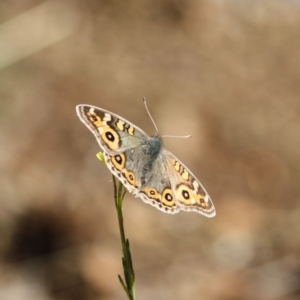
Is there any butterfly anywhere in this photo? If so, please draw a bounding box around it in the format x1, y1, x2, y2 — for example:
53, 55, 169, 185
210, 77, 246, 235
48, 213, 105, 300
76, 101, 215, 217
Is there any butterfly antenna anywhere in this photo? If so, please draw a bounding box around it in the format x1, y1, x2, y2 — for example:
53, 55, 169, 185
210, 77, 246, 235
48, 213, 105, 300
143, 97, 159, 134
162, 134, 192, 138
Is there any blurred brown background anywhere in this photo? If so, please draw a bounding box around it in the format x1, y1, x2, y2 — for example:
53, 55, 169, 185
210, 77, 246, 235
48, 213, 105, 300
1, 0, 300, 299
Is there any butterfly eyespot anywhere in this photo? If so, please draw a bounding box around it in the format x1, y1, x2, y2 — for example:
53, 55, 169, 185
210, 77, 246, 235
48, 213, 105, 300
182, 190, 190, 200
105, 132, 115, 141
161, 188, 174, 207
110, 154, 125, 171
101, 128, 120, 150
175, 184, 194, 205
91, 115, 98, 122
122, 169, 139, 188
115, 155, 122, 163
165, 193, 173, 202
142, 188, 161, 201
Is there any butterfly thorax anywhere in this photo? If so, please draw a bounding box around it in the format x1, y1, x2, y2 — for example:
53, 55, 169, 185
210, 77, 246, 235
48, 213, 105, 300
140, 135, 162, 185
143, 135, 162, 155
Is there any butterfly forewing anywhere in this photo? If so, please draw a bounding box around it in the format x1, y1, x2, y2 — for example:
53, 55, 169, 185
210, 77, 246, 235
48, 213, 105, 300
76, 105, 147, 153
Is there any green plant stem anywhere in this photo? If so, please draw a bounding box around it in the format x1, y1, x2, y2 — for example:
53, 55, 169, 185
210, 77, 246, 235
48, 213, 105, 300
112, 175, 136, 300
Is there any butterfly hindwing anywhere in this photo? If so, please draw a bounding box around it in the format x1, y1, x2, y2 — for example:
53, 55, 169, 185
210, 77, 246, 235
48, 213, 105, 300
104, 150, 180, 214
136, 154, 180, 214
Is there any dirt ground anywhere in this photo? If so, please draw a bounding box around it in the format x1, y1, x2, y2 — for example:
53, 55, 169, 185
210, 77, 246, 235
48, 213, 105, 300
0, 1, 300, 299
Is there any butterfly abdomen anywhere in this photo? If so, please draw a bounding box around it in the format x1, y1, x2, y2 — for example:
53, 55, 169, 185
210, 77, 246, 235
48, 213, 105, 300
140, 136, 162, 185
